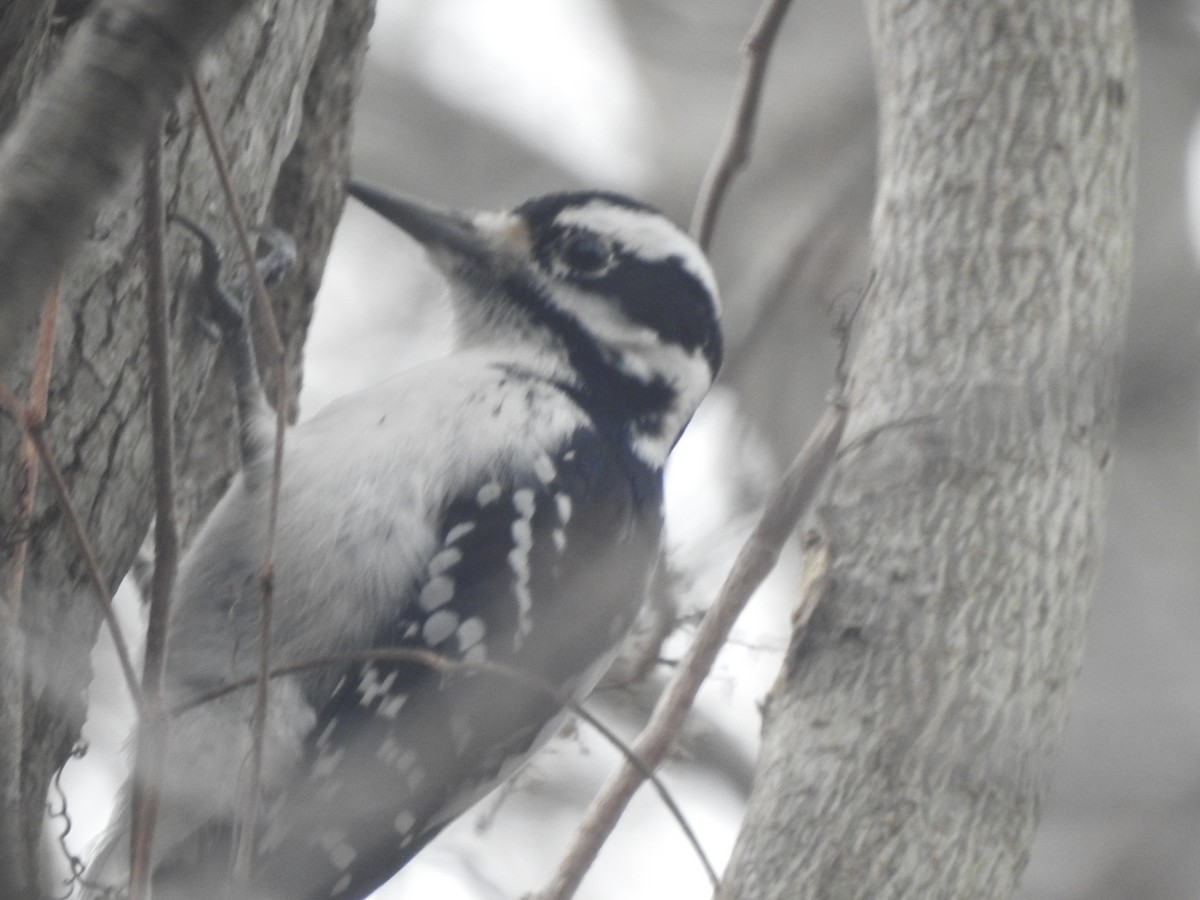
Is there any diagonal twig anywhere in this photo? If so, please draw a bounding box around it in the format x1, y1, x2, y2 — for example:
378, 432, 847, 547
128, 127, 180, 900
0, 279, 60, 900
5, 278, 61, 613
690, 0, 795, 250
0, 386, 144, 710
536, 401, 846, 900
188, 71, 291, 886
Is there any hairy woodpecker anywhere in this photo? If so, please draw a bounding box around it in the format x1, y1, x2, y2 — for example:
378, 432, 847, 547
83, 184, 722, 900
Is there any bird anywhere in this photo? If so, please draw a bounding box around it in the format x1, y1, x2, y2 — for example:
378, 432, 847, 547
82, 183, 722, 900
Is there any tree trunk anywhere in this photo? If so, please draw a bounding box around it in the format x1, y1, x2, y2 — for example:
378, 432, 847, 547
0, 0, 373, 892
719, 2, 1135, 898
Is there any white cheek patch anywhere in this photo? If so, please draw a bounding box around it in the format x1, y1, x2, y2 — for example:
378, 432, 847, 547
550, 284, 661, 379
550, 283, 713, 466
553, 202, 720, 305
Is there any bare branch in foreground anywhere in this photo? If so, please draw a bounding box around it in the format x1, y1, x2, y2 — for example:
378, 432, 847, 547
128, 128, 179, 900
4, 279, 60, 613
690, 0, 795, 250
0, 281, 60, 900
0, 386, 143, 710
190, 74, 293, 882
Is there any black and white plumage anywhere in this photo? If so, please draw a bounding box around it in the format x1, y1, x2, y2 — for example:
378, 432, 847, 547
84, 185, 722, 900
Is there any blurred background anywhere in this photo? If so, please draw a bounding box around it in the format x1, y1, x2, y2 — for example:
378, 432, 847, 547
62, 0, 1200, 897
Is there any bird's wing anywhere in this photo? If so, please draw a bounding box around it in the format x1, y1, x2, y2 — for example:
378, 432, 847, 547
236, 423, 663, 900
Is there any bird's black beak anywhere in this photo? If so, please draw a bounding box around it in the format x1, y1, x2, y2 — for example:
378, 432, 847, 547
347, 181, 495, 265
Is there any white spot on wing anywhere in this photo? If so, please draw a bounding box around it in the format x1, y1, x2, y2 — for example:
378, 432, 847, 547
377, 735, 404, 767
378, 691, 407, 719
508, 488, 537, 645
513, 488, 536, 517
534, 453, 556, 483
428, 546, 462, 576
357, 666, 398, 707
378, 741, 418, 773
328, 841, 356, 871
318, 831, 343, 852
332, 874, 352, 896
555, 493, 572, 524
423, 608, 459, 646
418, 575, 455, 611
445, 521, 475, 544
477, 482, 502, 505
456, 616, 486, 651
464, 644, 487, 664
394, 809, 417, 835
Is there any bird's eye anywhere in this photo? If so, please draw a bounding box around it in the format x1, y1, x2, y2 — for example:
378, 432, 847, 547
554, 229, 615, 277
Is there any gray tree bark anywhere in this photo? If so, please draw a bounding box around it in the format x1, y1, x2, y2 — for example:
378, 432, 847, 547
719, 2, 1135, 898
0, 1, 373, 894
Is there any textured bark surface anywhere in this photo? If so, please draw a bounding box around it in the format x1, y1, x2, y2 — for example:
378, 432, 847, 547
0, 0, 373, 891
719, 3, 1135, 899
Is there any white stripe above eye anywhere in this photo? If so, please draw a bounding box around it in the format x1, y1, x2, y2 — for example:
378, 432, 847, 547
554, 202, 720, 304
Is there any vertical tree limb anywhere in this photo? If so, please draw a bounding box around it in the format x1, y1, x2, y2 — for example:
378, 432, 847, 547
719, 3, 1136, 897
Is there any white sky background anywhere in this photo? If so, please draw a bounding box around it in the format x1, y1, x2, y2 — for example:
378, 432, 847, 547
59, 2, 798, 898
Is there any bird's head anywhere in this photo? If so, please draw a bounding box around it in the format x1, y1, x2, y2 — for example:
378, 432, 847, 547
348, 183, 722, 464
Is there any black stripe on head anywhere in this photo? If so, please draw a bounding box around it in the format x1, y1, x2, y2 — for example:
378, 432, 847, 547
498, 271, 676, 437
594, 254, 723, 376
515, 191, 723, 377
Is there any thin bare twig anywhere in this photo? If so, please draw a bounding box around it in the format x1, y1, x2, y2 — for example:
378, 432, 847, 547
5, 278, 61, 613
537, 401, 847, 900
690, 0, 795, 250
188, 71, 287, 368
166, 645, 718, 885
128, 129, 180, 900
722, 140, 873, 382
0, 280, 58, 900
0, 387, 144, 710
188, 71, 291, 885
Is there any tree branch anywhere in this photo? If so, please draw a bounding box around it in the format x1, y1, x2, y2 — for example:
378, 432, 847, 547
0, 0, 253, 368
690, 0, 794, 250
719, 4, 1137, 896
